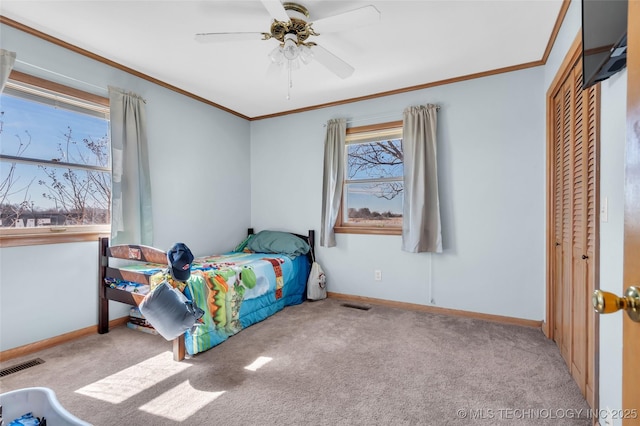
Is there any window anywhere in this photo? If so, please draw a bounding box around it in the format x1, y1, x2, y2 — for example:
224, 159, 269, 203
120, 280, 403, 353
335, 121, 403, 235
0, 72, 110, 246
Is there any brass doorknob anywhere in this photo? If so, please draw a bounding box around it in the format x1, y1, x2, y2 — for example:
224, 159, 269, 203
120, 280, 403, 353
592, 286, 640, 322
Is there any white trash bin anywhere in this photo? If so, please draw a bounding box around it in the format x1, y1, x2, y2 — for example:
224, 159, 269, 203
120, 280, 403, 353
0, 387, 91, 426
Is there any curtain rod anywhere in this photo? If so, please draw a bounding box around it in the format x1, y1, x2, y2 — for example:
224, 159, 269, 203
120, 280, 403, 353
346, 112, 402, 126
15, 59, 108, 93
323, 105, 441, 128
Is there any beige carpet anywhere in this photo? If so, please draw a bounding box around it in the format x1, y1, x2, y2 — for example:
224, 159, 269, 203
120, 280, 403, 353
0, 298, 590, 425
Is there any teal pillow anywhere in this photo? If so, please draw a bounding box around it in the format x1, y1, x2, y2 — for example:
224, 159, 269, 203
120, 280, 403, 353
246, 230, 310, 257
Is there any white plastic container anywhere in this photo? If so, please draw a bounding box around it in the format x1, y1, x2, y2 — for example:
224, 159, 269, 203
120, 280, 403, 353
0, 387, 91, 426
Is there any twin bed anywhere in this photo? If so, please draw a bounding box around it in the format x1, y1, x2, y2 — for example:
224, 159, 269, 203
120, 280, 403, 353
98, 229, 315, 361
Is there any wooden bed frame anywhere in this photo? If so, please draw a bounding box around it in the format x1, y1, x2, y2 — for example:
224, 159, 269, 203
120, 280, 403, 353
98, 228, 315, 361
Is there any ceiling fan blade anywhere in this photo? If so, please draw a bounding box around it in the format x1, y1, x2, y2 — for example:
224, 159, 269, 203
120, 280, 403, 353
311, 45, 355, 79
195, 32, 264, 43
261, 0, 289, 22
311, 5, 381, 33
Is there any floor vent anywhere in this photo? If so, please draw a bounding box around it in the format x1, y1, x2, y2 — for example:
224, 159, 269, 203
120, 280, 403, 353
0, 358, 45, 378
341, 303, 371, 311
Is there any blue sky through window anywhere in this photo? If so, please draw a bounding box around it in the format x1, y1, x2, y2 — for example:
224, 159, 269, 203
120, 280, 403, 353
1, 94, 109, 162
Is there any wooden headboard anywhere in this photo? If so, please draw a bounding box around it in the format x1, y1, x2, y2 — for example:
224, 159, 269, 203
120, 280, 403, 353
98, 240, 167, 326
97, 240, 179, 357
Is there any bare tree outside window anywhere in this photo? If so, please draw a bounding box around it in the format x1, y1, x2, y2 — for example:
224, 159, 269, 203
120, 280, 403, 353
0, 123, 36, 227
344, 127, 403, 228
0, 82, 111, 230
37, 127, 111, 225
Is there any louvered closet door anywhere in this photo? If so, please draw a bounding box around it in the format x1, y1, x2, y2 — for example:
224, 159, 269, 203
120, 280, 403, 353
560, 77, 574, 366
552, 94, 564, 354
549, 54, 599, 408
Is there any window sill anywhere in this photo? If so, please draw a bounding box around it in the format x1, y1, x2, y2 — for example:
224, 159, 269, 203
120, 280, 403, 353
0, 227, 110, 247
334, 226, 402, 236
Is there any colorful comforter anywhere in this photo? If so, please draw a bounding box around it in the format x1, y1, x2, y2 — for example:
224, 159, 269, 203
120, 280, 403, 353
185, 252, 309, 355
109, 251, 310, 356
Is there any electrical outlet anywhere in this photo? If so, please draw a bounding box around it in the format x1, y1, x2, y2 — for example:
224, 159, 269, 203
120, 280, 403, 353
374, 270, 382, 281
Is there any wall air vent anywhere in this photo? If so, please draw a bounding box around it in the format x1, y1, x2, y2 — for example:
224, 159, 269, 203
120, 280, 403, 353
0, 358, 45, 378
341, 303, 371, 311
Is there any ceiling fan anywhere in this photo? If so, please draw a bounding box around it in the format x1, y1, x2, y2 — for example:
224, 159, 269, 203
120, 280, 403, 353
195, 0, 381, 80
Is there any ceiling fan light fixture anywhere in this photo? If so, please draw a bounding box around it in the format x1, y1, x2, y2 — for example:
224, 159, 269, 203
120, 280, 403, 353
269, 46, 285, 65
299, 45, 314, 65
282, 34, 299, 60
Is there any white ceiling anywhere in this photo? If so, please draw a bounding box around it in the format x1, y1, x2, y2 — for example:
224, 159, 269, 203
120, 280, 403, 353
0, 0, 564, 119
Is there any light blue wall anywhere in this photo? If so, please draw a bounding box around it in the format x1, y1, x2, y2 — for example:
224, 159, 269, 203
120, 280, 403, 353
542, 0, 626, 420
0, 24, 252, 351
250, 66, 547, 321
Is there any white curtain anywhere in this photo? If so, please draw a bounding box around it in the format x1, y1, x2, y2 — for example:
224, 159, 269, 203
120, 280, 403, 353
402, 105, 442, 253
0, 49, 16, 93
320, 118, 347, 247
109, 86, 153, 246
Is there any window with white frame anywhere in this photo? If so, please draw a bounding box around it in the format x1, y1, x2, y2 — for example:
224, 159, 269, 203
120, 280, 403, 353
336, 121, 403, 235
0, 73, 110, 244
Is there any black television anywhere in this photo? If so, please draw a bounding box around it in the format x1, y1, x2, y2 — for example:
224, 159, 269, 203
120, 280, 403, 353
581, 0, 628, 89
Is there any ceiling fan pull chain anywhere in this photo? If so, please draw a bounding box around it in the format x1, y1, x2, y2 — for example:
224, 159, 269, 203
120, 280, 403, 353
287, 61, 293, 100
